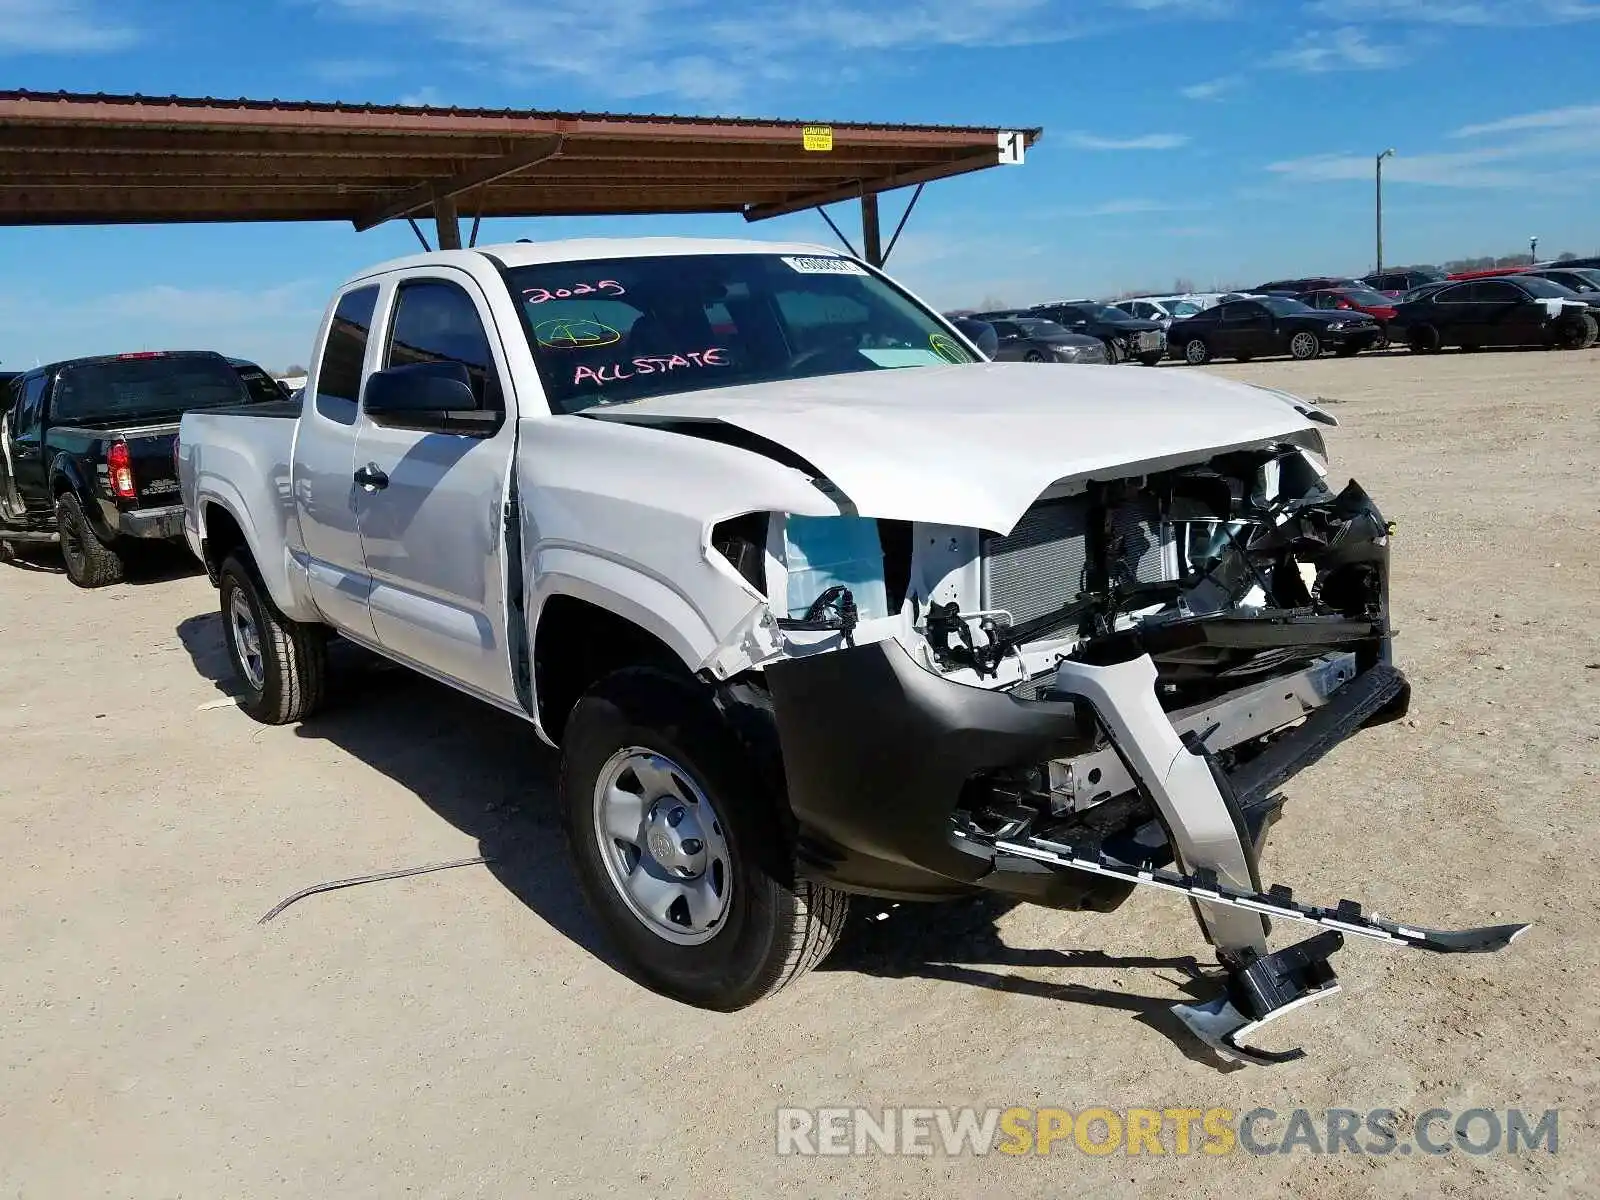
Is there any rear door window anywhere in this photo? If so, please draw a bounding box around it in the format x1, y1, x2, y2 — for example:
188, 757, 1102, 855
14, 374, 46, 438
315, 285, 379, 425
1475, 280, 1521, 303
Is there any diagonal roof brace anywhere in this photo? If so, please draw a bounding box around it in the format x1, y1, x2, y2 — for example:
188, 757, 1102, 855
354, 134, 565, 231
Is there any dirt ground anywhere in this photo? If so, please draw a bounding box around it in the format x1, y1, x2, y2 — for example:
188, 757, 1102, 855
3, 348, 1597, 1198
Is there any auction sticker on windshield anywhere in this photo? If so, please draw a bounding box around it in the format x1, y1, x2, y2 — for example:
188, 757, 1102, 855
782, 256, 867, 276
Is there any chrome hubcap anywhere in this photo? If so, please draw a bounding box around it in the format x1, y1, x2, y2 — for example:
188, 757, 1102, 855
1291, 332, 1316, 358
593, 748, 731, 945
229, 589, 265, 691
1185, 340, 1205, 363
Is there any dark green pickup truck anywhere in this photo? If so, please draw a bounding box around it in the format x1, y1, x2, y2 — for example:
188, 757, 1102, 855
0, 351, 283, 587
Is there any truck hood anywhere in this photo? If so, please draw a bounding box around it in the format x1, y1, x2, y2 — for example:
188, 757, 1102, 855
583, 362, 1326, 535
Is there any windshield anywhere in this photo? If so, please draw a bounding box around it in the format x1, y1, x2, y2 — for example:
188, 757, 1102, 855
1016, 318, 1072, 338
505, 253, 978, 414
1087, 304, 1136, 322
1563, 268, 1600, 290
1260, 296, 1313, 316
52, 354, 248, 423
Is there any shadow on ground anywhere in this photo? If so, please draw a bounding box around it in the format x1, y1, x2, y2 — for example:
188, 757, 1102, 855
2, 539, 203, 584
174, 626, 1243, 1069
823, 895, 1242, 1071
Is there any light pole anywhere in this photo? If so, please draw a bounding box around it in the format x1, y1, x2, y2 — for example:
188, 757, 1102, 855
1375, 148, 1395, 275
1530, 235, 1539, 263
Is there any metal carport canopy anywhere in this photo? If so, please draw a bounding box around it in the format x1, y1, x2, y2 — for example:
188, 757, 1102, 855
0, 90, 1039, 263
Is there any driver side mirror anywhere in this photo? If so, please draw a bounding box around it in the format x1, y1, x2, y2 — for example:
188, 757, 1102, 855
363, 361, 494, 434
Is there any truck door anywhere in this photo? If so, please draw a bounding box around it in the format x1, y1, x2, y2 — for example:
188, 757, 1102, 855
295, 285, 382, 641
353, 272, 519, 705
7, 374, 50, 512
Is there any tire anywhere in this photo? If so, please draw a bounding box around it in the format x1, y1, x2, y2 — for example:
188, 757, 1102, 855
1101, 338, 1124, 365
1557, 314, 1598, 350
560, 668, 848, 1011
55, 492, 124, 588
1234, 354, 1253, 363
1407, 325, 1441, 354
218, 553, 327, 724
1373, 330, 1390, 352
1289, 330, 1322, 360
1183, 337, 1211, 365
1137, 352, 1164, 367
1022, 348, 1047, 363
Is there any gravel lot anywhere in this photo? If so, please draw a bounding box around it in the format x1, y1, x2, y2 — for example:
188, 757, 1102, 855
3, 348, 1596, 1198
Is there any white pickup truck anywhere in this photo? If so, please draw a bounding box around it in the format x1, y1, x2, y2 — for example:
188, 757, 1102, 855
178, 237, 1522, 1064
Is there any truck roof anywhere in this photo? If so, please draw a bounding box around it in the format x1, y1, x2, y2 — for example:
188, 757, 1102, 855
343, 236, 851, 286
25, 349, 232, 377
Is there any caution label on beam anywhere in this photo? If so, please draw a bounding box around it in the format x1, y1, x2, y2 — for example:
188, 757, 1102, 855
802, 125, 834, 152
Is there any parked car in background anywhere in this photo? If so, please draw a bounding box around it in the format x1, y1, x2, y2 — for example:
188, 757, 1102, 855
1553, 255, 1600, 271
1362, 268, 1448, 297
1016, 300, 1166, 364
1518, 266, 1600, 297
1, 370, 19, 401
1111, 296, 1204, 328
1252, 276, 1364, 295
1294, 286, 1400, 349
0, 350, 276, 586
1168, 295, 1382, 364
944, 315, 1000, 357
986, 316, 1108, 363
1389, 276, 1598, 353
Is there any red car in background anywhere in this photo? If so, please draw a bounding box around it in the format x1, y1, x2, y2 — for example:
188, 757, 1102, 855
1295, 286, 1400, 348
1446, 266, 1530, 280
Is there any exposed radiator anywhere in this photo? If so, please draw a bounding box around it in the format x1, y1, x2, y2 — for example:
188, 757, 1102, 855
982, 496, 1173, 625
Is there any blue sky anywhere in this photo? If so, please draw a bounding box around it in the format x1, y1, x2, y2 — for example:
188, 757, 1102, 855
2, 0, 1598, 371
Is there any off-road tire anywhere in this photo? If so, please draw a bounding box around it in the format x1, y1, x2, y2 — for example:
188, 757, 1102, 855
561, 667, 848, 1011
218, 553, 327, 724
56, 492, 125, 588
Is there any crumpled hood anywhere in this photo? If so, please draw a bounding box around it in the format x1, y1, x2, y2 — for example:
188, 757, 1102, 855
585, 362, 1324, 534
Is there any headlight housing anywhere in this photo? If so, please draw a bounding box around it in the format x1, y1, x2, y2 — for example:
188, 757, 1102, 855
1052, 343, 1107, 364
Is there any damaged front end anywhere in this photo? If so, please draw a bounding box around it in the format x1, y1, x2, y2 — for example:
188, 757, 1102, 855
721, 441, 1525, 1063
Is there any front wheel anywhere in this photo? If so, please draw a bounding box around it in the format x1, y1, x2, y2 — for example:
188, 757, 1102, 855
1101, 338, 1124, 365
1289, 330, 1322, 360
561, 668, 848, 1011
1407, 325, 1441, 354
1183, 337, 1211, 365
56, 492, 125, 588
1022, 348, 1047, 363
1556, 314, 1598, 350
218, 554, 327, 724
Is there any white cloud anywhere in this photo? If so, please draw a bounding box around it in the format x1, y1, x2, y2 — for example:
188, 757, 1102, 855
1452, 105, 1600, 139
1063, 131, 1190, 150
1057, 197, 1193, 215
1180, 75, 1242, 100
1308, 0, 1600, 24
1267, 26, 1406, 72
320, 0, 1227, 103
1267, 149, 1527, 189
0, 0, 135, 52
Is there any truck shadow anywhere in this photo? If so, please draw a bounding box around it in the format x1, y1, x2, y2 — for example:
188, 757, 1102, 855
172, 626, 1241, 1068
285, 658, 612, 964
821, 897, 1245, 1072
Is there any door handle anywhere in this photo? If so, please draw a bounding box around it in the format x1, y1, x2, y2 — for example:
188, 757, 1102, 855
353, 464, 389, 491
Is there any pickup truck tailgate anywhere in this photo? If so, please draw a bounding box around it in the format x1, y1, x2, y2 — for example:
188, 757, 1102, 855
118, 424, 182, 507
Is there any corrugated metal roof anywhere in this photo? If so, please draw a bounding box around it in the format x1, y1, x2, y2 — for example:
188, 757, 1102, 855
0, 89, 1041, 229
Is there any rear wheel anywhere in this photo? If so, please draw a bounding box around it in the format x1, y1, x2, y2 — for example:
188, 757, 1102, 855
1289, 331, 1322, 360
1022, 348, 1047, 363
1183, 338, 1211, 365
1408, 325, 1441, 354
561, 668, 848, 1011
1557, 314, 1598, 350
218, 553, 327, 724
56, 492, 124, 588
